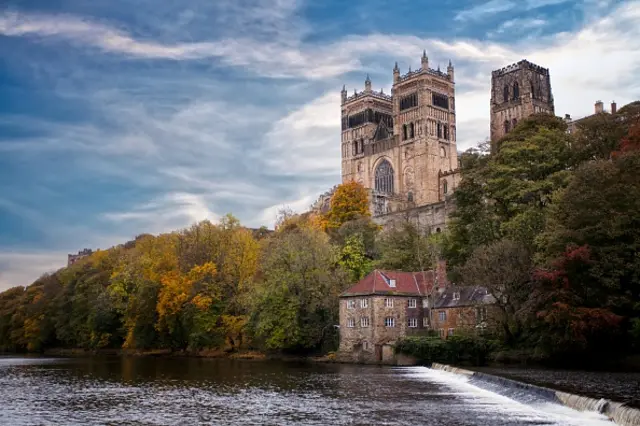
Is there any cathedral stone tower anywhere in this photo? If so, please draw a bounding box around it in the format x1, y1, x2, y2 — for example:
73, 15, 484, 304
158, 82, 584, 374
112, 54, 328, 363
341, 52, 458, 217
490, 60, 555, 150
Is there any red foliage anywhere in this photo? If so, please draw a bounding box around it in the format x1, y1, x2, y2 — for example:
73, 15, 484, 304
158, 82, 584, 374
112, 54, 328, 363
537, 302, 623, 345
612, 122, 640, 158
533, 245, 591, 290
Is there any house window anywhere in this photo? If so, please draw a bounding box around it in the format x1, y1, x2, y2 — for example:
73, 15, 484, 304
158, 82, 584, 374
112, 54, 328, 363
408, 299, 417, 308
385, 298, 394, 308
347, 318, 355, 328
453, 292, 460, 301
438, 311, 446, 322
408, 318, 418, 328
423, 317, 430, 327
347, 300, 356, 309
360, 298, 368, 308
423, 298, 429, 308
439, 328, 445, 338
389, 279, 396, 288
385, 317, 395, 327
448, 328, 455, 337
363, 341, 369, 350
361, 316, 370, 327
476, 307, 487, 323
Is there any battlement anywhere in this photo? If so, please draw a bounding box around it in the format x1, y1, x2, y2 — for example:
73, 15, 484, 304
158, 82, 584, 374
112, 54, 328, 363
398, 66, 450, 83
344, 89, 393, 105
492, 59, 549, 77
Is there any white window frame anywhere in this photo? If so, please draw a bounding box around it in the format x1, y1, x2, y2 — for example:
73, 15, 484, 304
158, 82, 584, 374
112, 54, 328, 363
448, 328, 454, 337
347, 318, 355, 328
423, 298, 429, 308
408, 299, 417, 308
408, 318, 418, 328
385, 298, 393, 308
453, 292, 461, 301
360, 298, 369, 308
423, 317, 429, 327
362, 341, 369, 350
438, 311, 446, 322
360, 316, 370, 327
347, 299, 356, 309
384, 317, 395, 327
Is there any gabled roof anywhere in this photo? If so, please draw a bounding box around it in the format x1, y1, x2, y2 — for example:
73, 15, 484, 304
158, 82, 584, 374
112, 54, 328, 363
434, 286, 496, 309
340, 270, 436, 297
373, 120, 393, 141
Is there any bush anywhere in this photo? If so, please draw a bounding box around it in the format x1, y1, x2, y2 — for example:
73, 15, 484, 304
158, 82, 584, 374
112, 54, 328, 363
395, 335, 500, 366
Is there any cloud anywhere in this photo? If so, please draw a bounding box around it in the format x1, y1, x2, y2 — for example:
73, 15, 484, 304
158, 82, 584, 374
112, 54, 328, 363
493, 17, 548, 34
0, 11, 357, 80
454, 0, 573, 21
0, 252, 66, 291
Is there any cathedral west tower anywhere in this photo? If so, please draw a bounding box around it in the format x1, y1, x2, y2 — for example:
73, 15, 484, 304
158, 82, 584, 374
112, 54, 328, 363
341, 52, 458, 217
490, 60, 555, 151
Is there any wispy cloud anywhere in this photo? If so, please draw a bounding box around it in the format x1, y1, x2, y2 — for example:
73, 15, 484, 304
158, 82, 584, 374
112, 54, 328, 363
455, 0, 574, 21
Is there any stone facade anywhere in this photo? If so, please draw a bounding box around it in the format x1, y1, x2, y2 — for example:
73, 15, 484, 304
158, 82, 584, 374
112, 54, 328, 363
339, 294, 429, 363
490, 60, 555, 151
340, 52, 460, 222
431, 287, 500, 339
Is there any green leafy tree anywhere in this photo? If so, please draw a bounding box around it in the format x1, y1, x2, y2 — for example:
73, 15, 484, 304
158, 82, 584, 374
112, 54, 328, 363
375, 220, 438, 272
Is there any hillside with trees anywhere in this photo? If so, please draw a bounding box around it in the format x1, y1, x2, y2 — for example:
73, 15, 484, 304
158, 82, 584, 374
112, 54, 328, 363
1, 102, 639, 365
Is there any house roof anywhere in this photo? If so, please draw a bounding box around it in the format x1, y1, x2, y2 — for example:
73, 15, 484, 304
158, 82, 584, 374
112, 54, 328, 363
434, 286, 496, 309
340, 270, 437, 297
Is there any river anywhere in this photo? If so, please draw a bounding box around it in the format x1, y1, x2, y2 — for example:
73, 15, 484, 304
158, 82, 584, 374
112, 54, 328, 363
0, 356, 617, 425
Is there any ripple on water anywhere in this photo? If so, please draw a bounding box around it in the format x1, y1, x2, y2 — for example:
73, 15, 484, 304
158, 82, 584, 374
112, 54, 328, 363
0, 358, 620, 425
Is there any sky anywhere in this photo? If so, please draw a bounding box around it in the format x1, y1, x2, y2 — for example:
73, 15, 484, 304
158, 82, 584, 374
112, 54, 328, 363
0, 0, 639, 290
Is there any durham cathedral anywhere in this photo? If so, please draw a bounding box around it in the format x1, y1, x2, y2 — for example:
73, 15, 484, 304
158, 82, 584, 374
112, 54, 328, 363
316, 54, 557, 232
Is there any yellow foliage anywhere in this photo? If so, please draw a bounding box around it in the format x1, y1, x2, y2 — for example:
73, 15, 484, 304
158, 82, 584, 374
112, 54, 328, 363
191, 294, 213, 311
324, 180, 370, 229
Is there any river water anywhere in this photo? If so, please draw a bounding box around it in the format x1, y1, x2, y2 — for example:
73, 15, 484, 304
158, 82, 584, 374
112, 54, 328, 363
0, 356, 616, 425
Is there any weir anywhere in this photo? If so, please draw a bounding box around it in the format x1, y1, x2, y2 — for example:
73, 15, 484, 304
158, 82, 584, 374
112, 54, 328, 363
431, 363, 640, 426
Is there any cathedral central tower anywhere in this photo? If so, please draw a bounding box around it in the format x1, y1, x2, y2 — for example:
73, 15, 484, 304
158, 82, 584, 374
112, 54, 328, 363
340, 52, 458, 217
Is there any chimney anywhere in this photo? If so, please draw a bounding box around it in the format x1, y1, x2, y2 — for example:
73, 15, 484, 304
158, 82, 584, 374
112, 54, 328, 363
435, 259, 448, 289
595, 100, 604, 114
564, 113, 571, 121
611, 101, 617, 114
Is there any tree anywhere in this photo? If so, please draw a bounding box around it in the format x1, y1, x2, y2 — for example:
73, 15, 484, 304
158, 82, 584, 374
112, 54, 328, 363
324, 181, 370, 230
249, 226, 348, 352
338, 234, 372, 283
537, 149, 640, 316
460, 240, 532, 343
375, 220, 438, 272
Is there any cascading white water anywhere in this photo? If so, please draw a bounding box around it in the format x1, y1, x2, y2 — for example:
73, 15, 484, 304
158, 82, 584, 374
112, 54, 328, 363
395, 366, 616, 426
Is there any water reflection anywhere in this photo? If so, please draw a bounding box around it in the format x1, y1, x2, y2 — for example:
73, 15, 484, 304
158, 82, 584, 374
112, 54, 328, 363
0, 357, 615, 425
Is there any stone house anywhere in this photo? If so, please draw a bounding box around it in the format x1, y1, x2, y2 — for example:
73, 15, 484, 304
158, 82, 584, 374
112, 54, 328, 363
431, 286, 499, 339
337, 264, 448, 364
337, 264, 500, 363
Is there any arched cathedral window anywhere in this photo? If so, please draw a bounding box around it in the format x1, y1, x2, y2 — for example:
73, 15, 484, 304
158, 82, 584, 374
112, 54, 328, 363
443, 180, 448, 194
513, 82, 519, 99
530, 81, 535, 99
409, 123, 415, 139
403, 125, 408, 141
407, 191, 414, 202
375, 160, 394, 194
503, 85, 509, 102
443, 125, 449, 140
